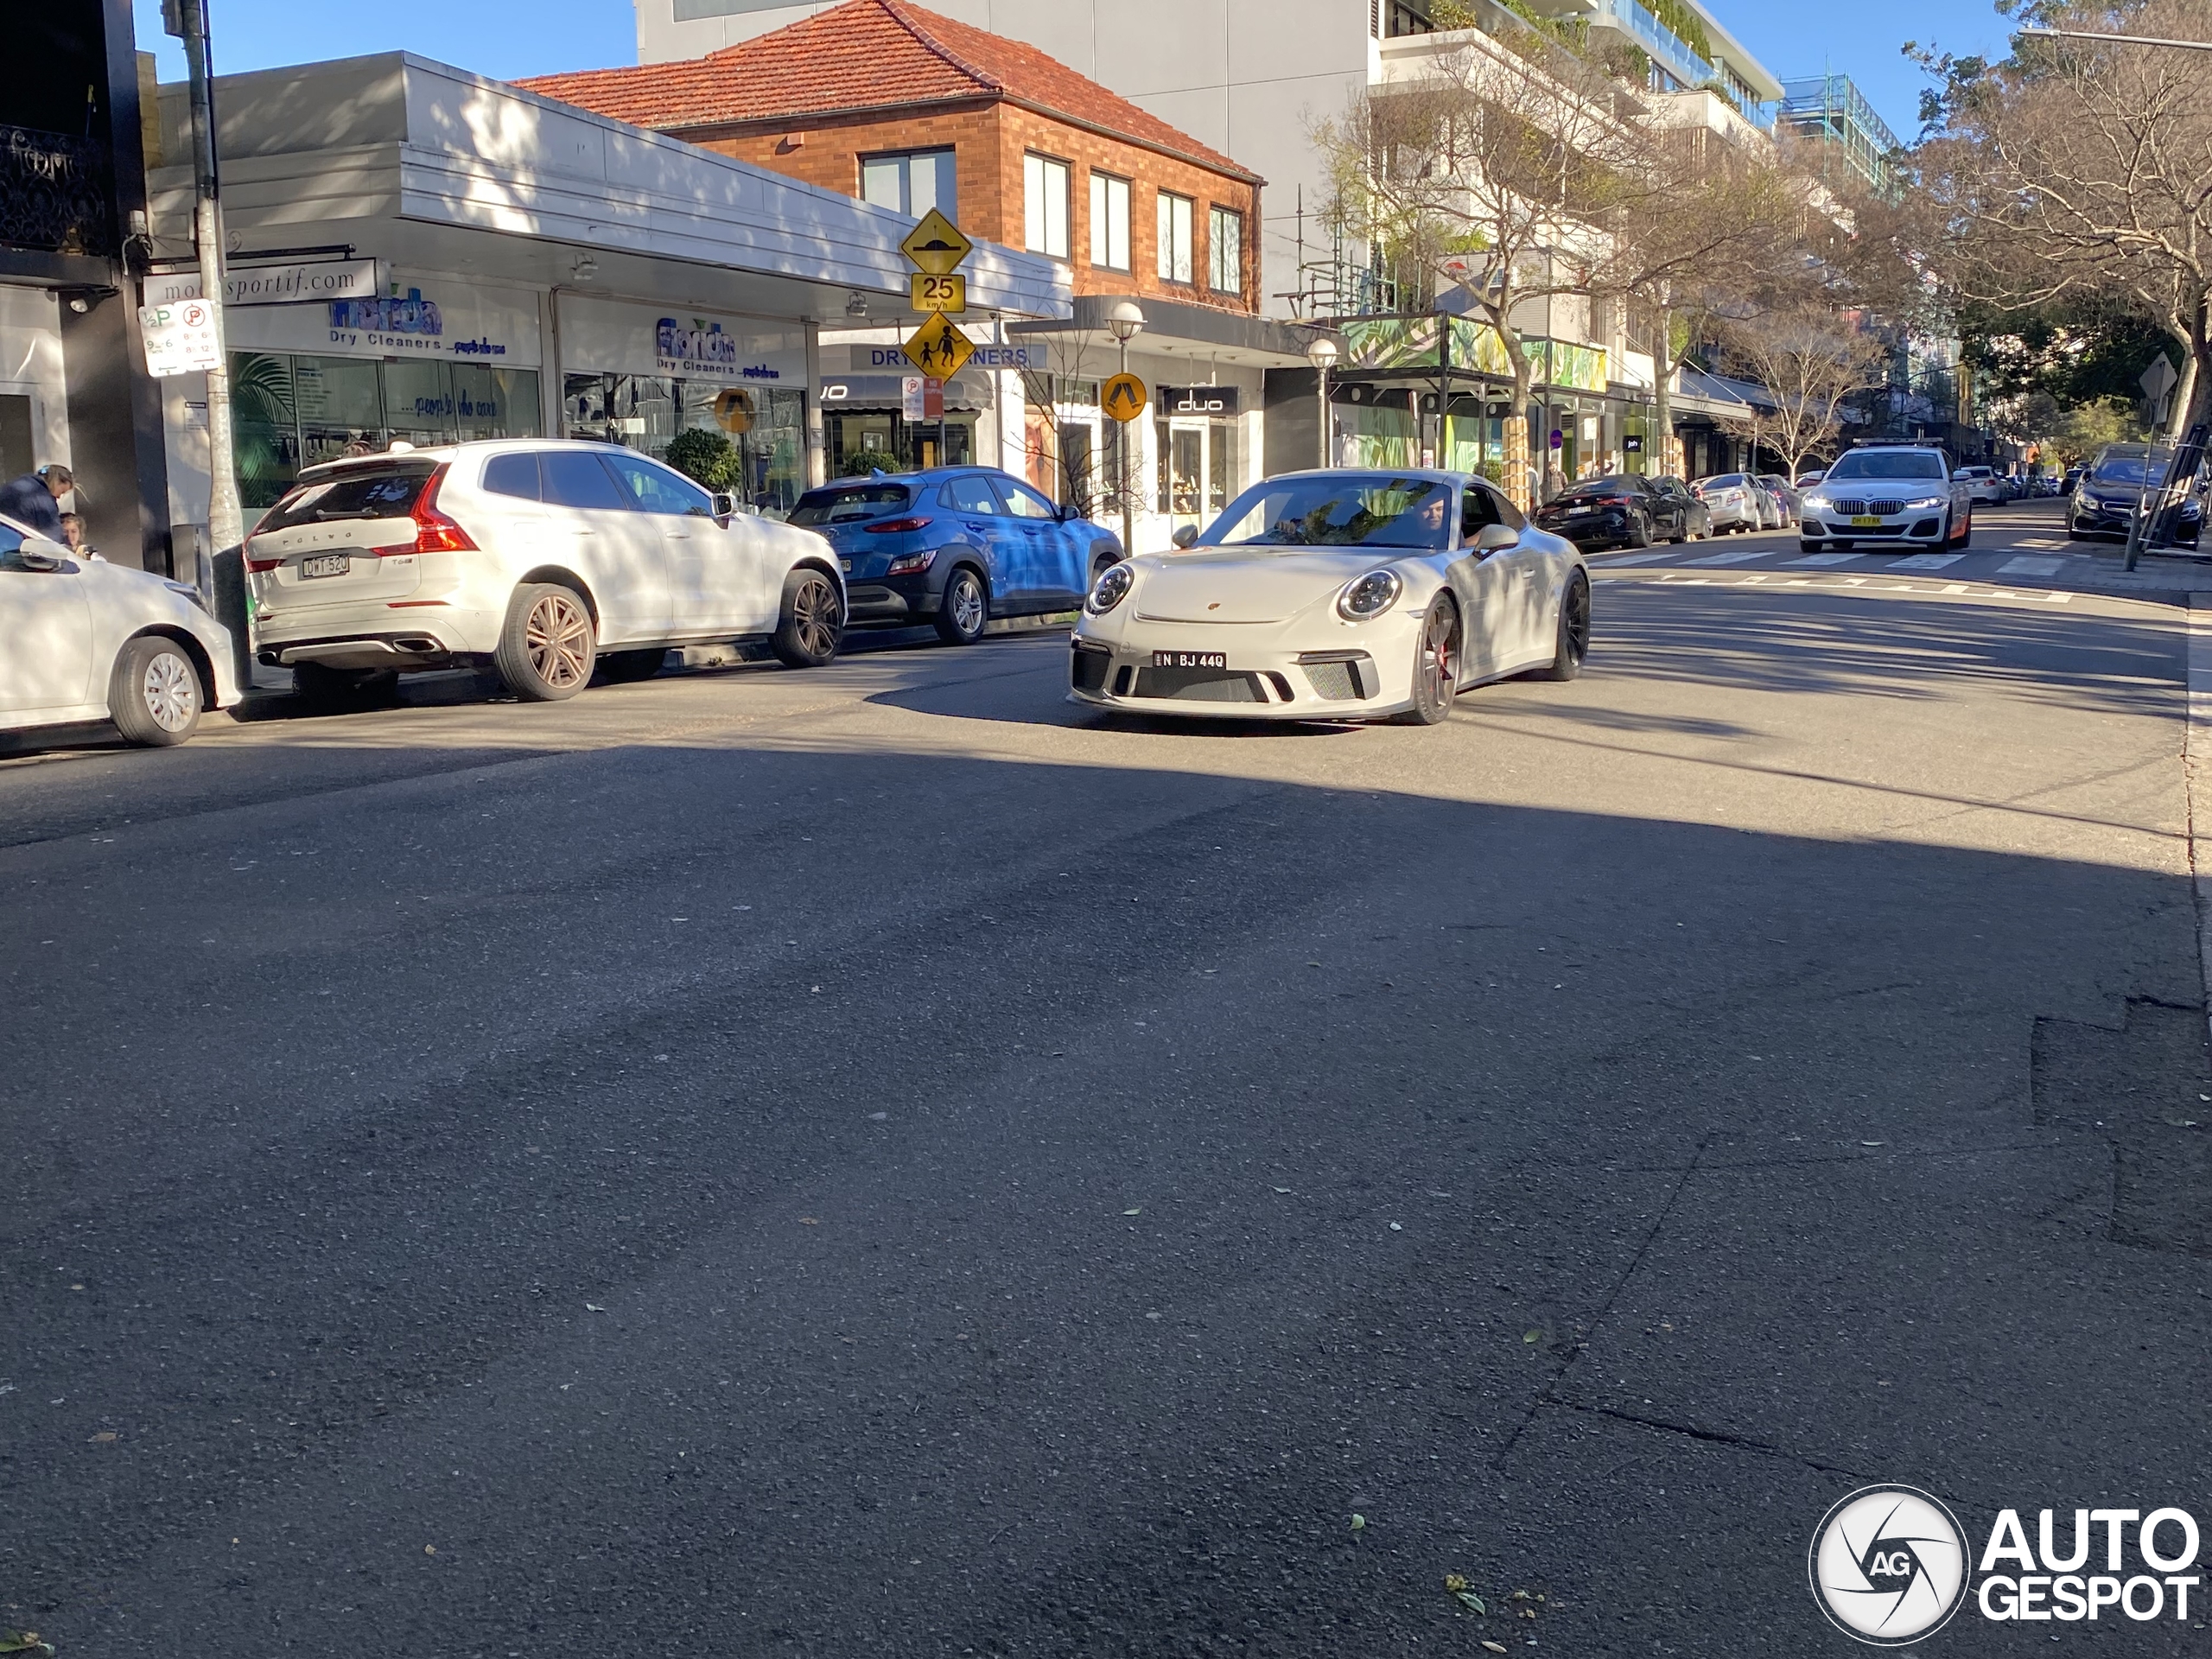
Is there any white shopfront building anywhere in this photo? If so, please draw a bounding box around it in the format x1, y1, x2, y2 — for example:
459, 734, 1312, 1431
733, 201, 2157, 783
145, 51, 1065, 529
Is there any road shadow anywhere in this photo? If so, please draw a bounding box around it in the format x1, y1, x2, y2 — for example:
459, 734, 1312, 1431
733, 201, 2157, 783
0, 721, 2203, 1659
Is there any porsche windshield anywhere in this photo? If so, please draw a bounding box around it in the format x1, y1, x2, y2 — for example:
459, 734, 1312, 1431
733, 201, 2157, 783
1195, 474, 1453, 550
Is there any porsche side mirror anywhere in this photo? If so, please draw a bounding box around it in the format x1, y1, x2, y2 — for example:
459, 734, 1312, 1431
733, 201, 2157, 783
1171, 524, 1199, 549
1473, 523, 1518, 554
710, 492, 738, 524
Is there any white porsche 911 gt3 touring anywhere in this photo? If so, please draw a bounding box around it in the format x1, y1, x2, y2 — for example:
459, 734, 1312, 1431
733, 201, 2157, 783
1068, 469, 1589, 724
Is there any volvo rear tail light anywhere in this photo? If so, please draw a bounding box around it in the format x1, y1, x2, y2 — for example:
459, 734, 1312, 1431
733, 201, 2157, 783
412, 464, 478, 553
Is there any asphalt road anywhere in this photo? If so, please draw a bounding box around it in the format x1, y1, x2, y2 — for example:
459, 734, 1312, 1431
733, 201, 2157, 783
3, 563, 2206, 1656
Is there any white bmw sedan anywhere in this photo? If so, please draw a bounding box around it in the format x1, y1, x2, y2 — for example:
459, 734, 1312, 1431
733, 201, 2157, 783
1069, 469, 1588, 725
245, 440, 845, 702
0, 512, 240, 747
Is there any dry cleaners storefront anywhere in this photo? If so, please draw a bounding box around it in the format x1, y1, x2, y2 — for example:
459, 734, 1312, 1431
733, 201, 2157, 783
188, 270, 546, 515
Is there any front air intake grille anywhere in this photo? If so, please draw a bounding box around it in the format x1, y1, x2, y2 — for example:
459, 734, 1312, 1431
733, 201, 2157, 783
1070, 643, 1110, 692
1303, 660, 1358, 700
1133, 665, 1264, 702
1910, 518, 1942, 538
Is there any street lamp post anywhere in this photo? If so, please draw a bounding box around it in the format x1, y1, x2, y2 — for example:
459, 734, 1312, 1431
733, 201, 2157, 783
1306, 334, 1339, 469
1107, 301, 1144, 556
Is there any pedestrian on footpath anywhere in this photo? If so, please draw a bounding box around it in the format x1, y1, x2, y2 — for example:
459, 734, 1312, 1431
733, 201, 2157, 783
58, 512, 101, 560
0, 463, 73, 539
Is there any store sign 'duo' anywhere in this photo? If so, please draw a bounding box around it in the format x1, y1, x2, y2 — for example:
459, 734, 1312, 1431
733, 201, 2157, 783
1158, 385, 1241, 417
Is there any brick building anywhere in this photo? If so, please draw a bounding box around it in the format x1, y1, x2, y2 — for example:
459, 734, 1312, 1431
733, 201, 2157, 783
519, 0, 1262, 315
522, 0, 1317, 550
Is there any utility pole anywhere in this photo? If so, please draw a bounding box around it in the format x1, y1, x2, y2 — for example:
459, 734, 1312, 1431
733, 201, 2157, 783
168, 0, 243, 562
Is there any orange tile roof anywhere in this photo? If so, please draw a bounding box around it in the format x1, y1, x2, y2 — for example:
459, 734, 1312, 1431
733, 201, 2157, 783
516, 0, 1260, 183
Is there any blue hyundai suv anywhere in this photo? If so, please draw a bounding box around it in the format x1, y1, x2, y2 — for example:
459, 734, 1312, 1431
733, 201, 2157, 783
787, 467, 1124, 645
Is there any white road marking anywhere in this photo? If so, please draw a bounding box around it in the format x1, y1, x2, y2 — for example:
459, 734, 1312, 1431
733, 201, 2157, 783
1787, 552, 1858, 567
1684, 548, 1769, 567
1890, 553, 1965, 570
2012, 537, 2068, 549
1997, 555, 2064, 576
2190, 608, 2212, 1042
1594, 550, 1678, 566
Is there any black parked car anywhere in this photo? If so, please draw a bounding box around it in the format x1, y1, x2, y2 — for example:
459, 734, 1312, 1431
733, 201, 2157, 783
1650, 475, 1713, 539
1531, 474, 1699, 550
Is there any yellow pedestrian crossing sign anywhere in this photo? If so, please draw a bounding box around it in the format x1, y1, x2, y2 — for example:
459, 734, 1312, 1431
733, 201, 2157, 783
904, 311, 975, 378
900, 208, 973, 276
1103, 372, 1147, 423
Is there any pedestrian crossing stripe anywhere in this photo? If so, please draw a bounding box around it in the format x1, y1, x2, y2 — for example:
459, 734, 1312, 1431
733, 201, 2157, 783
1684, 548, 1768, 566
1998, 555, 2064, 576
1890, 553, 1965, 570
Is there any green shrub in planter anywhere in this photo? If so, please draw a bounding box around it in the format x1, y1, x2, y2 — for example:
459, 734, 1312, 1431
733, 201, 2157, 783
665, 428, 743, 491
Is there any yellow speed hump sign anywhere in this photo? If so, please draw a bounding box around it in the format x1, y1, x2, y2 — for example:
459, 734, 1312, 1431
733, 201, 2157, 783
904, 311, 976, 378
1102, 372, 1147, 423
712, 386, 755, 435
899, 208, 973, 276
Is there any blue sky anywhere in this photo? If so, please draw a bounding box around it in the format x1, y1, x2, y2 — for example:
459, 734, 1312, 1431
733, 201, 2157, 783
134, 0, 2012, 146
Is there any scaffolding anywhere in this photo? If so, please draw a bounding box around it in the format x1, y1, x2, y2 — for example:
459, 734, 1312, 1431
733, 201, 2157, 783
1778, 73, 1902, 198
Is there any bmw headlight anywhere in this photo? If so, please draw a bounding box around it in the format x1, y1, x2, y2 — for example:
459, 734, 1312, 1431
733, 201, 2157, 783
1085, 560, 1135, 615
1803, 493, 1831, 512
1904, 494, 1945, 511
1337, 569, 1403, 622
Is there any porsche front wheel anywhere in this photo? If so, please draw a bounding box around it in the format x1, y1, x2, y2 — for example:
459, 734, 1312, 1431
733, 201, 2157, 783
1392, 595, 1460, 726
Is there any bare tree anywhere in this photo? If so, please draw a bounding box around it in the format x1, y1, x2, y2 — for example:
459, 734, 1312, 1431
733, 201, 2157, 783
1917, 0, 2212, 436
1318, 27, 1814, 504
1712, 300, 1891, 478
1316, 31, 1663, 507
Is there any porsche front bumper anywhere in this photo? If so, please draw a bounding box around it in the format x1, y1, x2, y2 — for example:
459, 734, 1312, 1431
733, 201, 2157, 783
1065, 621, 1420, 721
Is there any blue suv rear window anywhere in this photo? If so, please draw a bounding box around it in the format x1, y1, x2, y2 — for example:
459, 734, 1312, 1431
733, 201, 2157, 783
791, 485, 910, 526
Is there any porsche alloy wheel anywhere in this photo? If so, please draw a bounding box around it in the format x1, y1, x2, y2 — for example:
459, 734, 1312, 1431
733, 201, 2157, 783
1395, 596, 1460, 726
1533, 571, 1591, 682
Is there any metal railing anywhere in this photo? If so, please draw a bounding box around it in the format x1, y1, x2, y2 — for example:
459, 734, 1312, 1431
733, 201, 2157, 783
1778, 73, 1901, 156
0, 124, 116, 257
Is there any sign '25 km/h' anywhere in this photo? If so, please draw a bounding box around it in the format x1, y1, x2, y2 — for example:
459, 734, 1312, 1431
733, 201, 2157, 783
902, 208, 977, 378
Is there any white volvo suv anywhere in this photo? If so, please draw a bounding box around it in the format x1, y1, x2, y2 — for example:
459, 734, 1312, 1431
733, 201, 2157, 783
245, 440, 846, 701
1799, 445, 1974, 555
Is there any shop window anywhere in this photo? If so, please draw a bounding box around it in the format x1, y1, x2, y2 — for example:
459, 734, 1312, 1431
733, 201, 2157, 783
861, 148, 956, 219
1156, 192, 1193, 284
1089, 172, 1130, 271
1025, 154, 1071, 259
1207, 206, 1243, 295
226, 353, 541, 515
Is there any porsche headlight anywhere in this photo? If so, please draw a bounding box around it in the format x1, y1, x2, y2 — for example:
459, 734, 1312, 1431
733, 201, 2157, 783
1337, 569, 1402, 622
1084, 560, 1135, 615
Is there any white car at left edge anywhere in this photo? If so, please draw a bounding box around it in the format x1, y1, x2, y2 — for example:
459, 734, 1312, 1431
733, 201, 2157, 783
0, 511, 239, 747
1069, 468, 1589, 725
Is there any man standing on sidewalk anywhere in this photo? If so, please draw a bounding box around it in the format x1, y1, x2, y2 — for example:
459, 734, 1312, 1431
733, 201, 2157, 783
0, 464, 73, 539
